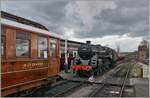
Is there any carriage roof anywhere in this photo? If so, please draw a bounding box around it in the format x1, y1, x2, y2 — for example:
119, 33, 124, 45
1, 11, 60, 38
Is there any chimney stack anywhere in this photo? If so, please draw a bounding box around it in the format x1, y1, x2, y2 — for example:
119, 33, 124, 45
86, 41, 91, 44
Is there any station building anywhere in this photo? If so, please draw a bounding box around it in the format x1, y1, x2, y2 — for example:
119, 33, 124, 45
137, 40, 149, 79
60, 39, 84, 58
60, 39, 84, 70
138, 40, 149, 60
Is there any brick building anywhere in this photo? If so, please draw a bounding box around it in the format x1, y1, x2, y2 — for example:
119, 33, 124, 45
138, 40, 149, 60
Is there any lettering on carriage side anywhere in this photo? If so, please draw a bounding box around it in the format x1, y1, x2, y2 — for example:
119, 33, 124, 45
23, 62, 48, 69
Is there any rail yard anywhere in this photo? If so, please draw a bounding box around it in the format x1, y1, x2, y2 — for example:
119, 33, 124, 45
1, 0, 149, 97
6, 57, 148, 97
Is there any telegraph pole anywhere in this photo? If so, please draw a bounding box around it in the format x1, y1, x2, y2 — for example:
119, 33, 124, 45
116, 42, 120, 57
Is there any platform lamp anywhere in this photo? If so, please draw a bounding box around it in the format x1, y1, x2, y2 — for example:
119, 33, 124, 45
65, 38, 68, 65
64, 31, 69, 67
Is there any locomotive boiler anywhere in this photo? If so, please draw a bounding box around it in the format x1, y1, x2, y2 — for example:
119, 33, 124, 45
72, 41, 118, 76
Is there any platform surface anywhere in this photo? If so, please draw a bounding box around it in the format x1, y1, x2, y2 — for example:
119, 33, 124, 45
133, 78, 149, 97
58, 70, 88, 82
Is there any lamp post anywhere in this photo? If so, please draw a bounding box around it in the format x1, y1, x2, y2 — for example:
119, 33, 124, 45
65, 38, 68, 65
64, 31, 69, 72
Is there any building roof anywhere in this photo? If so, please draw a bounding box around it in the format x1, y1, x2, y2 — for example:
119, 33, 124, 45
60, 39, 85, 45
139, 40, 149, 47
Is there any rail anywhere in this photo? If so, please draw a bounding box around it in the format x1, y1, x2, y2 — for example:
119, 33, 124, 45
119, 63, 132, 97
88, 62, 133, 97
24, 80, 85, 97
52, 81, 84, 97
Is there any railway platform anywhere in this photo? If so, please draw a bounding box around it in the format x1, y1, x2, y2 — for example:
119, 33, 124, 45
58, 70, 88, 82
58, 61, 149, 97
133, 78, 149, 97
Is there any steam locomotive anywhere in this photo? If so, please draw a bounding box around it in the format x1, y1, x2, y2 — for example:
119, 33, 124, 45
72, 41, 118, 77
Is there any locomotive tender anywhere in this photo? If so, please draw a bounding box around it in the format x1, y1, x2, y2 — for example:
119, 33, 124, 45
72, 41, 118, 76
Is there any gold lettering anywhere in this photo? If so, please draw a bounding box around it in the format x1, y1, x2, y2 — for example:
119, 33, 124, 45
22, 62, 48, 69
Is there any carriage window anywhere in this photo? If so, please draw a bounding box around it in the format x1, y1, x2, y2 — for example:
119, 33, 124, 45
16, 39, 29, 57
1, 38, 4, 56
61, 47, 65, 57
50, 43, 57, 57
38, 37, 48, 58
16, 32, 30, 57
1, 26, 5, 57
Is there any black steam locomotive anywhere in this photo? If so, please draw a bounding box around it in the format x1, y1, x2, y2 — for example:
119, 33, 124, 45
72, 41, 118, 76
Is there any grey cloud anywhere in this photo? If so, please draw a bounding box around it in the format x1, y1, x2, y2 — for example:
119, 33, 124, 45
32, 1, 68, 22
100, 8, 147, 26
74, 0, 149, 38
116, 0, 148, 8
1, 0, 149, 39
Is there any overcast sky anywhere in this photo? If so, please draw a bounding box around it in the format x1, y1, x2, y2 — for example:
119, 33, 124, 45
1, 0, 149, 52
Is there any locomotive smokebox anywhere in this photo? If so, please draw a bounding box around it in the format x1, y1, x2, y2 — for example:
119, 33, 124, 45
78, 40, 93, 60
86, 41, 91, 44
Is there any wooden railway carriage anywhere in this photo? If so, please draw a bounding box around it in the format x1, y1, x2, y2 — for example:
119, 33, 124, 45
1, 11, 60, 96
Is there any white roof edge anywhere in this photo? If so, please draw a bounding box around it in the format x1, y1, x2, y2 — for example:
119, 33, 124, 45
1, 18, 61, 38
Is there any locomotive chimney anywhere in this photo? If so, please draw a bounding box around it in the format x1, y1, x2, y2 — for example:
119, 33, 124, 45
86, 41, 91, 44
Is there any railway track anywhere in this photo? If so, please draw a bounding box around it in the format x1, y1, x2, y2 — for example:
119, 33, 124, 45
24, 59, 134, 97
88, 62, 133, 97
45, 80, 84, 97
25, 80, 84, 97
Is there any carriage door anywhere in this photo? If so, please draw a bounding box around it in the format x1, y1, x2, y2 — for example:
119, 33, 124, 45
48, 39, 60, 76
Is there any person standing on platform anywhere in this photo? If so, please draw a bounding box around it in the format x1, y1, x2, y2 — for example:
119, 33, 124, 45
64, 62, 68, 73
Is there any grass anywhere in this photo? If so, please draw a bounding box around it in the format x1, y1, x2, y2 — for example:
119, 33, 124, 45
132, 63, 142, 77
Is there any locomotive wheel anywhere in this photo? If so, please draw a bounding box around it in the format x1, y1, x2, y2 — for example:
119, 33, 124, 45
98, 68, 102, 75
106, 65, 110, 69
102, 67, 105, 71
96, 70, 100, 75
95, 68, 101, 75
94, 70, 97, 76
76, 70, 81, 77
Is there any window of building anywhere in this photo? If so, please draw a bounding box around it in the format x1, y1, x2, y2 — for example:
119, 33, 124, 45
16, 32, 30, 57
1, 26, 5, 58
73, 51, 78, 57
50, 43, 57, 57
69, 51, 73, 57
38, 37, 48, 58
